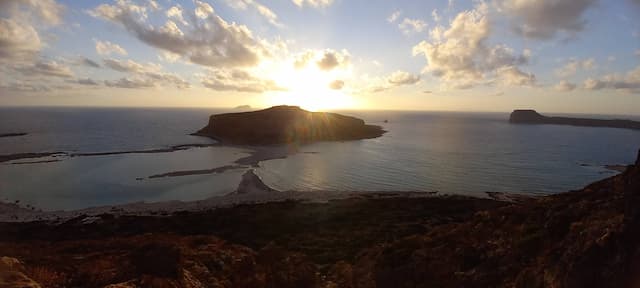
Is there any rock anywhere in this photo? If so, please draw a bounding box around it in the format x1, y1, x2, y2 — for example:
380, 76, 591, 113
0, 257, 41, 288
193, 105, 386, 145
509, 109, 640, 130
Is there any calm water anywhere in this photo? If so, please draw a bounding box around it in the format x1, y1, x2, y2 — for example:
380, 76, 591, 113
1, 107, 639, 210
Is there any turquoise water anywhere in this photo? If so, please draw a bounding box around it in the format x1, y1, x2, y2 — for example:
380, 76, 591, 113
1, 107, 639, 210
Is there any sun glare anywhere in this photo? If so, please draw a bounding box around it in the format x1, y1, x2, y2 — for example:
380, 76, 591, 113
261, 59, 356, 111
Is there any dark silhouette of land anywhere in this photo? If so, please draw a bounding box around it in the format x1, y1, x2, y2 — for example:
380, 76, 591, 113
193, 105, 386, 145
1, 150, 639, 287
510, 109, 640, 130
0, 132, 27, 138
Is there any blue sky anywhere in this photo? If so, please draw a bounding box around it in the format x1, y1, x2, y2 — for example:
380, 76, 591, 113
0, 0, 639, 114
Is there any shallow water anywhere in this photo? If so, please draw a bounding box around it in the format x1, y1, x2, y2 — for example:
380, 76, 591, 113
1, 107, 639, 210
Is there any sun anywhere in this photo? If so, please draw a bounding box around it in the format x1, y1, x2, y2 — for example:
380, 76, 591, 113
261, 59, 356, 111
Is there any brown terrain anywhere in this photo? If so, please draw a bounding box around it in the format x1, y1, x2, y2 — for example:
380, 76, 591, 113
193, 105, 386, 145
0, 150, 639, 287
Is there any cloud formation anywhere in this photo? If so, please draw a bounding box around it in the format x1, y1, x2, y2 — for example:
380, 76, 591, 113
398, 18, 427, 35
583, 65, 640, 93
95, 40, 128, 56
0, 0, 64, 61
103, 58, 189, 89
329, 80, 344, 90
292, 0, 334, 8
495, 0, 596, 39
412, 2, 533, 89
225, 0, 282, 27
554, 80, 576, 92
555, 58, 596, 78
90, 0, 269, 68
200, 69, 285, 93
387, 71, 420, 85
16, 60, 74, 78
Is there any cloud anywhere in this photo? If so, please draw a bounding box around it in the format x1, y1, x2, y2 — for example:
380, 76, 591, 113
166, 5, 187, 25
103, 58, 189, 89
105, 77, 155, 89
316, 50, 350, 71
292, 0, 334, 8
412, 2, 533, 89
583, 65, 640, 93
398, 18, 427, 35
95, 39, 128, 56
89, 0, 268, 68
200, 69, 285, 93
329, 80, 344, 90
103, 58, 161, 73
554, 80, 576, 92
16, 60, 73, 78
367, 70, 421, 93
78, 57, 101, 68
224, 0, 282, 27
494, 0, 596, 39
0, 0, 64, 61
0, 81, 51, 92
71, 78, 101, 86
497, 66, 535, 86
0, 18, 41, 60
388, 10, 402, 23
387, 70, 420, 85
555, 58, 597, 78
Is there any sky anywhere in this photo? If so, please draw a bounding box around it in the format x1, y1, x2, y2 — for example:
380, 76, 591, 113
0, 0, 639, 114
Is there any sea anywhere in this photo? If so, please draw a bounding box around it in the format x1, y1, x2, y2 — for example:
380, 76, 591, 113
1, 106, 639, 211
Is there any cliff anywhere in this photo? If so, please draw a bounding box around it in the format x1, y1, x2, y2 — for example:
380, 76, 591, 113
193, 105, 385, 145
510, 109, 640, 130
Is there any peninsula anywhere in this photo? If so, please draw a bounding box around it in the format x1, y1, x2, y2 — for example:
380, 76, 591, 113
510, 109, 640, 130
193, 105, 386, 145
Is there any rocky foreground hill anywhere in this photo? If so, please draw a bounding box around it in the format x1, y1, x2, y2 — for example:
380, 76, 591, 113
193, 105, 386, 145
0, 150, 639, 287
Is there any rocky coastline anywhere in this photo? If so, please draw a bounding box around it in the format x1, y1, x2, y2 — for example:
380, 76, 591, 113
0, 149, 638, 287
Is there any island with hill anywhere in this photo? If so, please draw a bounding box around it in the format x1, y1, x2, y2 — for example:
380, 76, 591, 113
193, 105, 386, 145
510, 109, 640, 130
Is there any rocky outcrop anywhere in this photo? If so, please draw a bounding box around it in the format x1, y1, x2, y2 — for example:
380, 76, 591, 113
0, 257, 41, 288
193, 105, 386, 145
235, 169, 278, 194
509, 109, 640, 130
0, 133, 27, 138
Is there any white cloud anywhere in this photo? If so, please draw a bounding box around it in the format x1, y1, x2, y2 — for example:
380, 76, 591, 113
412, 2, 533, 89
494, 0, 596, 39
583, 65, 640, 93
366, 70, 421, 93
387, 70, 420, 85
89, 0, 269, 68
399, 18, 427, 35
388, 10, 402, 23
200, 69, 285, 93
225, 0, 282, 27
103, 58, 189, 89
0, 0, 64, 61
431, 9, 441, 22
555, 58, 597, 78
95, 40, 128, 56
16, 60, 74, 78
293, 49, 351, 71
554, 80, 576, 92
166, 5, 188, 26
292, 0, 334, 8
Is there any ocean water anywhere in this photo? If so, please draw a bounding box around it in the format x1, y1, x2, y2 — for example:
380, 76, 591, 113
1, 107, 639, 210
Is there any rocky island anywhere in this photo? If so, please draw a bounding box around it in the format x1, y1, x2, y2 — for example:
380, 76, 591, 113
510, 109, 640, 130
193, 105, 386, 145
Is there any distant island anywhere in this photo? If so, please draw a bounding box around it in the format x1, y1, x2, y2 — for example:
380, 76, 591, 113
194, 105, 386, 145
0, 133, 27, 138
510, 109, 640, 130
234, 105, 252, 110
